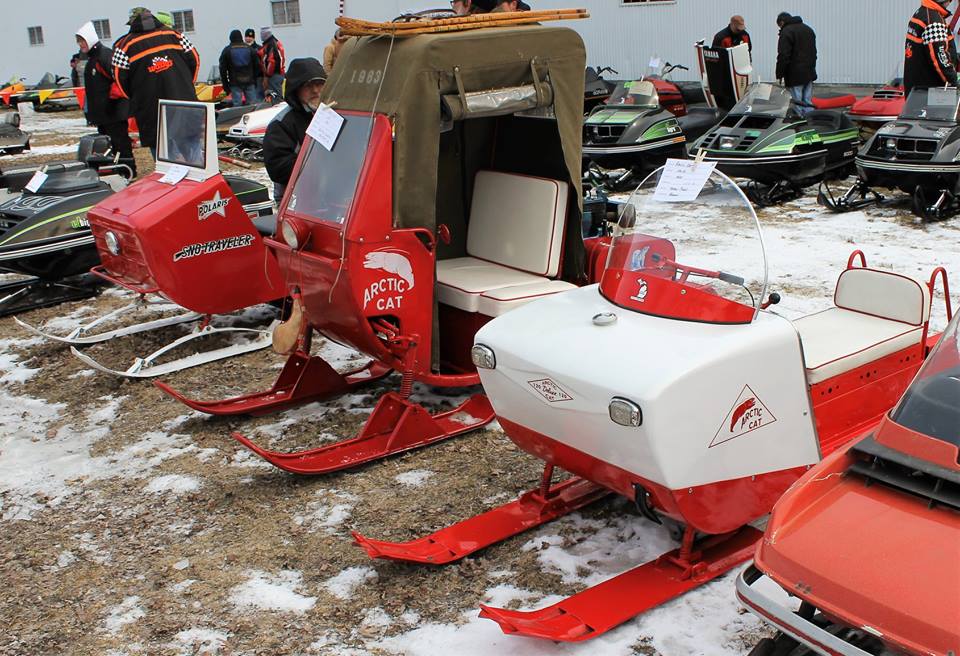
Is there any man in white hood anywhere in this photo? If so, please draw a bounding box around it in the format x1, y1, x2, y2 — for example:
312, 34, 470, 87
75, 21, 136, 176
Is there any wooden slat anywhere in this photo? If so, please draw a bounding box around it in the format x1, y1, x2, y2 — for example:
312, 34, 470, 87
336, 9, 589, 37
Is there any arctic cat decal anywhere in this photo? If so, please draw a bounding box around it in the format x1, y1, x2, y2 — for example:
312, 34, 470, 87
198, 191, 230, 221
69, 215, 90, 230
362, 250, 415, 311
173, 234, 254, 262
528, 378, 573, 403
710, 384, 777, 447
630, 278, 648, 303
0, 195, 65, 212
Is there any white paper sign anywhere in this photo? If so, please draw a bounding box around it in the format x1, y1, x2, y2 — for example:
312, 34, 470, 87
24, 170, 47, 193
306, 104, 345, 151
159, 163, 190, 185
653, 158, 717, 203
648, 56, 661, 70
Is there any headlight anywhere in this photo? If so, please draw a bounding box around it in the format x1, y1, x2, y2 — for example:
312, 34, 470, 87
471, 344, 496, 370
719, 136, 737, 150
279, 219, 308, 250
241, 114, 250, 125
609, 397, 642, 427
884, 138, 897, 150
104, 231, 120, 256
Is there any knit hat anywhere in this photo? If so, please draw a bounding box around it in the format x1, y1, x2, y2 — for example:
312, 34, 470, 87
127, 7, 151, 25
245, 28, 256, 39
260, 26, 273, 41
155, 10, 174, 28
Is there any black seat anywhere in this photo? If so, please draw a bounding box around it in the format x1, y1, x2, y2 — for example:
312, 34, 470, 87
251, 213, 276, 237
805, 109, 854, 133
677, 107, 723, 142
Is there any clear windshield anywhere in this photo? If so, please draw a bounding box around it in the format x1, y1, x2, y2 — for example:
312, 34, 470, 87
608, 80, 659, 107
37, 167, 100, 193
729, 83, 794, 118
899, 87, 960, 122
157, 103, 208, 169
286, 113, 373, 224
604, 163, 767, 323
890, 311, 960, 446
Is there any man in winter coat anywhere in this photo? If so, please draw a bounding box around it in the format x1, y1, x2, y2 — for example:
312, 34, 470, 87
323, 30, 349, 73
75, 21, 136, 176
220, 30, 259, 106
112, 7, 199, 155
263, 58, 326, 201
244, 28, 264, 98
258, 28, 286, 99
713, 15, 752, 55
904, 0, 959, 94
776, 12, 817, 116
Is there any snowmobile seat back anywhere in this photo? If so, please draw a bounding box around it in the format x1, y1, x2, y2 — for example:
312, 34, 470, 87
834, 268, 931, 326
251, 213, 276, 237
805, 110, 854, 133
76, 133, 112, 163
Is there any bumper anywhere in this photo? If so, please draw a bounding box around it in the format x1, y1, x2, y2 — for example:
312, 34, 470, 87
736, 564, 877, 656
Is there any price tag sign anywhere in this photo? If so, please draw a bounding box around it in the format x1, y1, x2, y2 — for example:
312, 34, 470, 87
159, 163, 190, 185
24, 170, 47, 193
653, 158, 717, 203
306, 103, 345, 151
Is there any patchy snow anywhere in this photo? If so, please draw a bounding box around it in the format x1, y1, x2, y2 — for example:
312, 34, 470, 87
294, 489, 358, 533
103, 596, 146, 634
323, 566, 378, 601
56, 550, 76, 568
4, 143, 76, 159
173, 559, 191, 571
394, 469, 434, 487
169, 628, 229, 655
229, 570, 317, 614
144, 474, 201, 495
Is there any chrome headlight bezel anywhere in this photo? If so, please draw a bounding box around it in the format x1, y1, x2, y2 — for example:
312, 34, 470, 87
609, 397, 642, 427
471, 344, 496, 370
104, 230, 120, 256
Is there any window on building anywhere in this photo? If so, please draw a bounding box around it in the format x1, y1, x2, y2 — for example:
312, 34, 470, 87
93, 19, 111, 40
172, 9, 195, 33
271, 0, 301, 25
27, 26, 43, 46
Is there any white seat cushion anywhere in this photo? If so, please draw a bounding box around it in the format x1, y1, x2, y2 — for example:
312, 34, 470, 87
437, 257, 546, 312
467, 170, 568, 277
835, 268, 930, 326
795, 308, 923, 384
478, 280, 578, 317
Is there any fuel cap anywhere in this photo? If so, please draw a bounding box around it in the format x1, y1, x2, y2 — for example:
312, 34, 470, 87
592, 312, 617, 326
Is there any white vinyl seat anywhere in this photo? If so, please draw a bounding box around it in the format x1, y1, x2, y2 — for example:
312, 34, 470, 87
437, 170, 570, 316
795, 268, 930, 384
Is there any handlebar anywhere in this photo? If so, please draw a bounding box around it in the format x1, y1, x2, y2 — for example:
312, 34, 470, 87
597, 66, 619, 76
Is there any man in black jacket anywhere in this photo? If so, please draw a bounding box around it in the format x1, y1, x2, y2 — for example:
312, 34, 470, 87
243, 28, 264, 100
112, 7, 199, 156
263, 58, 327, 201
904, 0, 959, 94
220, 30, 259, 106
713, 15, 752, 55
776, 12, 817, 116
75, 21, 136, 176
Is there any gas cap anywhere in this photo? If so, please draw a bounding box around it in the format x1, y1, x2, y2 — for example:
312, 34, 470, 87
592, 312, 617, 326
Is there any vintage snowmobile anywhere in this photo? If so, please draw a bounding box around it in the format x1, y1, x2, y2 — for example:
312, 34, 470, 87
0, 109, 30, 155
739, 297, 958, 656
691, 83, 859, 205
0, 134, 135, 316
820, 87, 960, 221
353, 163, 951, 642
584, 65, 620, 113
154, 21, 614, 474
18, 100, 278, 376
221, 102, 285, 160
848, 78, 905, 138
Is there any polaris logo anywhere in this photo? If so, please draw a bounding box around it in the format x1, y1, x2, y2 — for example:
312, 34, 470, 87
173, 233, 254, 262
197, 191, 230, 221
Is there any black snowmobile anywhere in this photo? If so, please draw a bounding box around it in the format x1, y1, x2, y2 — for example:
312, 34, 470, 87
690, 83, 859, 205
819, 87, 960, 221
0, 134, 274, 316
0, 110, 30, 155
584, 66, 620, 114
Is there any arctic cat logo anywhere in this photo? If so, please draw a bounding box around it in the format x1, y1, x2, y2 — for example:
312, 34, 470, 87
69, 215, 89, 229
147, 56, 173, 74
0, 195, 64, 212
362, 250, 415, 312
173, 234, 254, 262
198, 191, 230, 221
630, 278, 648, 303
710, 384, 777, 447
528, 378, 573, 403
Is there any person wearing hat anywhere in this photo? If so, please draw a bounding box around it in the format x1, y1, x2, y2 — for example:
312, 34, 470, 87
492, 0, 531, 11
220, 29, 259, 106
904, 0, 959, 94
243, 28, 264, 101
155, 10, 174, 29
75, 20, 136, 176
775, 12, 817, 116
323, 29, 349, 73
258, 27, 287, 99
112, 7, 199, 156
452, 0, 494, 14
263, 57, 326, 200
712, 15, 752, 55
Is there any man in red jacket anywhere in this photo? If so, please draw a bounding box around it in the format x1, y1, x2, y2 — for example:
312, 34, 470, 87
258, 27, 286, 99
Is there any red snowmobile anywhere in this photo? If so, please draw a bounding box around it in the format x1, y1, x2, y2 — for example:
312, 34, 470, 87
848, 79, 905, 137
738, 298, 957, 656
353, 163, 952, 642
155, 22, 611, 474
20, 100, 281, 377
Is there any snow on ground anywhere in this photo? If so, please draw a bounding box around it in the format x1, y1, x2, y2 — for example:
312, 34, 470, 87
102, 596, 146, 635
229, 570, 317, 613
169, 628, 230, 655
394, 469, 434, 487
5, 143, 76, 159
143, 474, 202, 495
323, 566, 379, 601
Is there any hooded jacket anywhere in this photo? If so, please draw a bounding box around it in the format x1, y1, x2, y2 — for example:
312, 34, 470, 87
111, 12, 200, 148
263, 58, 327, 194
259, 34, 286, 78
904, 0, 959, 93
219, 29, 258, 91
76, 22, 128, 125
776, 15, 818, 87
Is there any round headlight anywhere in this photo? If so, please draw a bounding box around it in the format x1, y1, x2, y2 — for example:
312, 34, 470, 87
884, 138, 897, 150
280, 221, 299, 249
104, 231, 120, 256
471, 344, 496, 370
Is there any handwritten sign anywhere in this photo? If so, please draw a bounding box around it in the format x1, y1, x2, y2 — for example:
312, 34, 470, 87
306, 104, 345, 151
653, 158, 717, 203
159, 163, 190, 185
24, 170, 47, 193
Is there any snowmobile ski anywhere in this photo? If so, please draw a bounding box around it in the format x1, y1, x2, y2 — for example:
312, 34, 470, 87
0, 274, 102, 317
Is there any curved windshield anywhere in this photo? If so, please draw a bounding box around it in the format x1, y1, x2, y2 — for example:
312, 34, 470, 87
37, 167, 100, 194
890, 310, 960, 446
900, 87, 960, 122
603, 163, 767, 324
730, 83, 795, 118
608, 80, 659, 107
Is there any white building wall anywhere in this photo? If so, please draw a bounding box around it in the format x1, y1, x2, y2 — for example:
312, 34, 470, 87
0, 0, 921, 85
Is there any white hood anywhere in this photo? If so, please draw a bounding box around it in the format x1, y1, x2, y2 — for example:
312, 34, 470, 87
75, 22, 99, 49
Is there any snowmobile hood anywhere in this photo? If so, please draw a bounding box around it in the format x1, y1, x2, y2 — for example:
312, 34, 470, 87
860, 120, 960, 164
93, 176, 179, 219
755, 432, 960, 655
75, 21, 100, 49
0, 188, 108, 252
